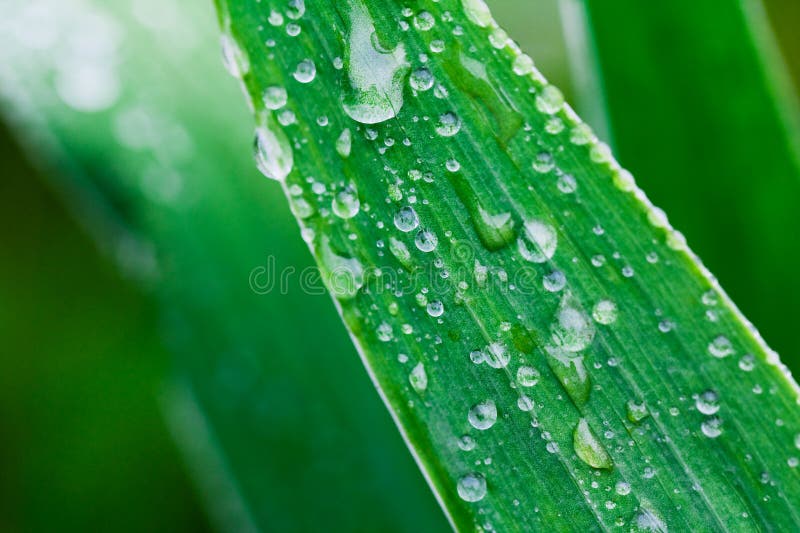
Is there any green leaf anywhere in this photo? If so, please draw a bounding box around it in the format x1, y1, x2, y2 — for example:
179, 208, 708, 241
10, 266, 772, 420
568, 0, 800, 372
216, 0, 800, 530
0, 0, 445, 530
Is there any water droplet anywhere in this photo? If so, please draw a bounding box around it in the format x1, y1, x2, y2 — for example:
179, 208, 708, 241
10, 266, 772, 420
627, 400, 649, 423
293, 58, 316, 83
695, 390, 720, 415
517, 219, 557, 263
436, 111, 462, 136
535, 85, 564, 114
592, 300, 618, 325
457, 434, 476, 451
318, 237, 364, 299
631, 507, 667, 532
543, 270, 566, 292
457, 472, 487, 502
220, 32, 249, 78
532, 151, 555, 173
468, 400, 497, 430
738, 354, 755, 372
557, 174, 577, 194
512, 54, 534, 76
254, 112, 293, 181
336, 128, 352, 157
388, 237, 412, 268
574, 418, 613, 469
263, 86, 288, 109
517, 395, 534, 411
483, 342, 510, 369
701, 417, 723, 438
546, 352, 591, 406
516, 366, 540, 387
615, 481, 631, 496
413, 11, 435, 31
341, 1, 409, 123
409, 67, 435, 91
427, 300, 444, 317
472, 207, 516, 251
551, 293, 595, 352
376, 321, 394, 342
287, 0, 306, 19
409, 362, 428, 392
331, 183, 360, 219
708, 335, 734, 358
394, 206, 420, 232
415, 229, 438, 252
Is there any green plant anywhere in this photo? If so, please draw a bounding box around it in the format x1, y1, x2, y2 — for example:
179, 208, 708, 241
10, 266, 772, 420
213, 0, 800, 530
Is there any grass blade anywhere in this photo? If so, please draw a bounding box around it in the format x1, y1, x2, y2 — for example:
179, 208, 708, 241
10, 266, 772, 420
568, 0, 800, 373
217, 0, 800, 529
0, 0, 446, 530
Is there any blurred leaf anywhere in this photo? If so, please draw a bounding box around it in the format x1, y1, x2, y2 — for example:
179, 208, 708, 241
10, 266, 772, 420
0, 125, 209, 533
0, 0, 445, 531
568, 0, 800, 373
215, 0, 800, 530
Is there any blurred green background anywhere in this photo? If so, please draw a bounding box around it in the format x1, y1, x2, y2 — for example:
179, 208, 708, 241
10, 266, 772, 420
0, 0, 797, 531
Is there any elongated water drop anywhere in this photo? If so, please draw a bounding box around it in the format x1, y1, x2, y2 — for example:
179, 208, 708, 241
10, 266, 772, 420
341, 1, 409, 124
518, 219, 557, 263
551, 292, 595, 352
318, 237, 364, 300
546, 351, 591, 406
253, 112, 293, 181
574, 418, 613, 470
409, 362, 428, 393
332, 182, 360, 219
336, 128, 352, 157
627, 400, 649, 423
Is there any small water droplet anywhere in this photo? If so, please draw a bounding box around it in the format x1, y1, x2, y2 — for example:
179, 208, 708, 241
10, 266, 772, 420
615, 481, 631, 496
427, 300, 444, 317
409, 362, 428, 392
413, 11, 435, 31
468, 400, 497, 430
695, 390, 720, 415
532, 151, 554, 173
543, 270, 566, 292
592, 300, 618, 325
415, 229, 438, 252
409, 67, 435, 91
535, 85, 564, 114
701, 417, 723, 438
394, 206, 420, 232
457, 472, 487, 502
293, 58, 317, 83
516, 366, 540, 387
626, 400, 649, 423
263, 86, 288, 110
708, 335, 734, 358
457, 434, 476, 451
336, 128, 352, 157
332, 183, 361, 219
436, 111, 462, 136
376, 321, 394, 342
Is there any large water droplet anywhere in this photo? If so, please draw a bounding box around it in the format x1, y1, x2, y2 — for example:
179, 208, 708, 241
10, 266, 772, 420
220, 32, 249, 78
263, 86, 288, 109
472, 207, 515, 251
468, 400, 497, 430
409, 67, 434, 91
415, 229, 438, 252
341, 1, 409, 123
574, 418, 613, 469
516, 366, 540, 387
592, 299, 618, 325
546, 351, 591, 406
461, 0, 492, 27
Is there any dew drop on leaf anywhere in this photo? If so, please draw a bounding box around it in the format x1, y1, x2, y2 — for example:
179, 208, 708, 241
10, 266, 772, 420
468, 400, 497, 430
573, 418, 613, 470
457, 472, 487, 502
